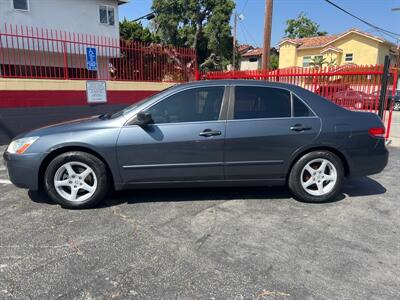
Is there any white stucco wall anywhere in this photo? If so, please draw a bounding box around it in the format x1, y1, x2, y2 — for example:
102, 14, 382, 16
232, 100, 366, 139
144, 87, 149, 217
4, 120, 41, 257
0, 0, 121, 39
240, 58, 261, 70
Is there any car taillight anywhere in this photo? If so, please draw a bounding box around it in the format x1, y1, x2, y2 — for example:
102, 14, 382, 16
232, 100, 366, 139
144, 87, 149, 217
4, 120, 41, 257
369, 127, 385, 138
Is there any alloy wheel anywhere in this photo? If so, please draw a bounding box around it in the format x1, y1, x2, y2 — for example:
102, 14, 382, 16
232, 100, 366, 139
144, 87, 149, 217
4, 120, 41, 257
53, 162, 97, 202
300, 158, 337, 196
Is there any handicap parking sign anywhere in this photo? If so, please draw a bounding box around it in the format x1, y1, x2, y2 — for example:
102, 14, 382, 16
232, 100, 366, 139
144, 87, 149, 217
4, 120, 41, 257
86, 47, 97, 71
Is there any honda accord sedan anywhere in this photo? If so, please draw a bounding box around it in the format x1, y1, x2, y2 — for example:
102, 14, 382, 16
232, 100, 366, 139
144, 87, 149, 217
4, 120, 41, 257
4, 80, 388, 208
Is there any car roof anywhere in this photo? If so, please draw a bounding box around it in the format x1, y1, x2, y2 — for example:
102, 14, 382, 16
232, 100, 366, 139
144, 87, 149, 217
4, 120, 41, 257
176, 79, 298, 90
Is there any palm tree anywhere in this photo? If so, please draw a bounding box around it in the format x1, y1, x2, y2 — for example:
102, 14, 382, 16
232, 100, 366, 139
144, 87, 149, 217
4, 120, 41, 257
309, 56, 326, 68
326, 57, 337, 66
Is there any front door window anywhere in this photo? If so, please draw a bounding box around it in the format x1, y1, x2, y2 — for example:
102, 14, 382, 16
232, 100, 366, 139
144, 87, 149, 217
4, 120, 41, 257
146, 87, 225, 124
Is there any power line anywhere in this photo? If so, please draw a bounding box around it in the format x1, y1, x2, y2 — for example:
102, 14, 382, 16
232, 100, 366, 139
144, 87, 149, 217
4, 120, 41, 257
365, 28, 400, 43
239, 0, 249, 14
324, 0, 400, 38
240, 21, 259, 46
238, 21, 250, 45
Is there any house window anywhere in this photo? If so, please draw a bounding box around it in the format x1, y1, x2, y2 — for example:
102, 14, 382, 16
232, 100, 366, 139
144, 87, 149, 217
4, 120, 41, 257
99, 5, 115, 26
249, 57, 258, 62
345, 53, 353, 62
13, 0, 29, 11
302, 56, 311, 67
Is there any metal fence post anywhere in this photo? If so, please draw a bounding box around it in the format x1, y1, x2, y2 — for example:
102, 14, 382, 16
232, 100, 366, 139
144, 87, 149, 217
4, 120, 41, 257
378, 55, 391, 119
62, 40, 68, 80
385, 67, 398, 139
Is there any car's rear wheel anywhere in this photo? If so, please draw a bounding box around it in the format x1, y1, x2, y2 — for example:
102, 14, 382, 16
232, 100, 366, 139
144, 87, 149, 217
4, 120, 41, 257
394, 101, 400, 111
44, 151, 109, 209
288, 151, 344, 203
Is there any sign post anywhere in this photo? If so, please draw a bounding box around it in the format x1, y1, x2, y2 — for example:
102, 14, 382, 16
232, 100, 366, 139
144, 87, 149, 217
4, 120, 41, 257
86, 47, 97, 71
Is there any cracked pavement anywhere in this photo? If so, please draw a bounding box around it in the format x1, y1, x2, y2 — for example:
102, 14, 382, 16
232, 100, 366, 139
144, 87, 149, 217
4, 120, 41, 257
0, 145, 399, 299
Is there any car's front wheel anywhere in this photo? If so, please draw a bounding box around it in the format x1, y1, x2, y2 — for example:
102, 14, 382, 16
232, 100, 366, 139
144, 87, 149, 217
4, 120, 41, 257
44, 151, 109, 209
288, 151, 344, 203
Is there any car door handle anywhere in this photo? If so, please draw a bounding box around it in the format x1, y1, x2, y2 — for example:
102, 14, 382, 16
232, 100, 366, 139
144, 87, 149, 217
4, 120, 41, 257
290, 124, 312, 132
199, 129, 222, 137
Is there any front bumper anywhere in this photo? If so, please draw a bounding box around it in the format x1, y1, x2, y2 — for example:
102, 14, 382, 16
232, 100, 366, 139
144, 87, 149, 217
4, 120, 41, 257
3, 150, 43, 190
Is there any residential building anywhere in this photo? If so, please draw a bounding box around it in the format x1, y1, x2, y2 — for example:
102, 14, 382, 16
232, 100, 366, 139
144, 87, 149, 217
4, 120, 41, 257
238, 45, 278, 71
0, 0, 128, 39
0, 0, 129, 78
278, 29, 399, 69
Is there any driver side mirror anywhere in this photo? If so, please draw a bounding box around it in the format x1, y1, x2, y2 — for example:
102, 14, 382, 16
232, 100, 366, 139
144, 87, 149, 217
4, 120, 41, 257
135, 111, 153, 126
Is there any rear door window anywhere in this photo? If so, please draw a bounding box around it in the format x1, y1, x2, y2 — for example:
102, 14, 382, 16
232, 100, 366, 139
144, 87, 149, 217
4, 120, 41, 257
233, 86, 291, 119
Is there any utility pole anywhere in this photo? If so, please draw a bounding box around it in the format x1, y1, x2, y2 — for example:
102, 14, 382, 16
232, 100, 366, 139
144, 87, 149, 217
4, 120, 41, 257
262, 0, 273, 71
232, 11, 238, 71
391, 8, 400, 70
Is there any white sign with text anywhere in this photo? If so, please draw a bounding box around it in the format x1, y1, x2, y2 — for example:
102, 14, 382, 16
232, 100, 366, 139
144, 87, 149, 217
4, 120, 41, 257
86, 81, 107, 103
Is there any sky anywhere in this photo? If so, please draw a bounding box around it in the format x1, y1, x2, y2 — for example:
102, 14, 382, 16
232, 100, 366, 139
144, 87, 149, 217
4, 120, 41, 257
119, 0, 400, 47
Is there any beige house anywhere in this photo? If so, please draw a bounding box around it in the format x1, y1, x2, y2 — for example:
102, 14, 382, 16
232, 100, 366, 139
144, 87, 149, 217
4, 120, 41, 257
278, 29, 399, 69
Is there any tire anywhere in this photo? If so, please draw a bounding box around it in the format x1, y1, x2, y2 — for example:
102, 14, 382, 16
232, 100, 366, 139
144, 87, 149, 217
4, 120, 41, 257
288, 151, 344, 203
394, 101, 400, 111
44, 151, 109, 209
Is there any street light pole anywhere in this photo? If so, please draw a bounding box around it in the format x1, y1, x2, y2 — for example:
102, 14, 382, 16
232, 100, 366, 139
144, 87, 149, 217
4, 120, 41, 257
262, 0, 273, 71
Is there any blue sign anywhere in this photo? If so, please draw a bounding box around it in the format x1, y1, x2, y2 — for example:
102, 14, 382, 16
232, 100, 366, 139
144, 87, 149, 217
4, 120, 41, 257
86, 47, 97, 71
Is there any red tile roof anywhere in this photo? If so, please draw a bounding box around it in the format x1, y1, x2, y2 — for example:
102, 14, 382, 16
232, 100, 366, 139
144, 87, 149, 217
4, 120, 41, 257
238, 44, 253, 54
283, 35, 338, 49
242, 47, 263, 57
279, 29, 394, 49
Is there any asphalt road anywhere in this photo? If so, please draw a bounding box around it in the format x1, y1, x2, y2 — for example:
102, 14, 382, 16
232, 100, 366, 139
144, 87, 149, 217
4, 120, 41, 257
0, 145, 399, 300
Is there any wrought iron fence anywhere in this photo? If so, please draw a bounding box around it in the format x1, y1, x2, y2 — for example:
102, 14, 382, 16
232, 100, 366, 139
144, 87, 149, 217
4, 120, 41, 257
0, 24, 197, 82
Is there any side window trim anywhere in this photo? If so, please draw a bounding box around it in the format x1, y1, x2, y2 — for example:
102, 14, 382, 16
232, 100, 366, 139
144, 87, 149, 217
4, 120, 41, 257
126, 85, 229, 126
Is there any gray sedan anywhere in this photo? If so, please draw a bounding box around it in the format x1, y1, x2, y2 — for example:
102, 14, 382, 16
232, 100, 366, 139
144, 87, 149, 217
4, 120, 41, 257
4, 80, 388, 208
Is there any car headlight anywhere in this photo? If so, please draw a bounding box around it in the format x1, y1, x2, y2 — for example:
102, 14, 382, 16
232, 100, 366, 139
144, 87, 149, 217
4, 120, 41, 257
7, 137, 39, 154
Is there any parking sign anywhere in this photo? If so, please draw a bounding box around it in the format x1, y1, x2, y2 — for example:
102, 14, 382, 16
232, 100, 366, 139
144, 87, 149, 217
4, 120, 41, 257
86, 47, 97, 71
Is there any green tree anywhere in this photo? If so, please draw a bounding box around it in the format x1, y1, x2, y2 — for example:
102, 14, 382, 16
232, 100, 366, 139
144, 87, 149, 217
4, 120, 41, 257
119, 18, 158, 43
151, 0, 235, 71
269, 54, 279, 70
284, 12, 327, 39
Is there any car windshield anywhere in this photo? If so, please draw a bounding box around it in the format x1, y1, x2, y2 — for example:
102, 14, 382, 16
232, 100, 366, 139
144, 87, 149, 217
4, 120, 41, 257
110, 85, 177, 119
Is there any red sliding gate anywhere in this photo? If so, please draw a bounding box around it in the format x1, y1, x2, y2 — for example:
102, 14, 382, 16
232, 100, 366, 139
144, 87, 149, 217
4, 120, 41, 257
201, 65, 398, 139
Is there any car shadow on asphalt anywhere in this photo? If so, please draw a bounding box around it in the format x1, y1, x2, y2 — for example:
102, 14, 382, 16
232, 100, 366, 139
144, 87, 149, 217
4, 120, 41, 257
27, 176, 386, 208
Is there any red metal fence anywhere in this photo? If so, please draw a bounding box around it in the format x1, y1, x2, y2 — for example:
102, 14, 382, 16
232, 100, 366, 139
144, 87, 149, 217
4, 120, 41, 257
0, 24, 197, 82
201, 65, 398, 139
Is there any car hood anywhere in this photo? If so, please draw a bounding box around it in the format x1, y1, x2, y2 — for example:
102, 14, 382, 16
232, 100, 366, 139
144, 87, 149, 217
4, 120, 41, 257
22, 115, 124, 138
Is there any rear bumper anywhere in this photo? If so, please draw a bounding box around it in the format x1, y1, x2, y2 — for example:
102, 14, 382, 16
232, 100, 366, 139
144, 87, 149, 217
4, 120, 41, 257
346, 141, 389, 177
3, 151, 43, 190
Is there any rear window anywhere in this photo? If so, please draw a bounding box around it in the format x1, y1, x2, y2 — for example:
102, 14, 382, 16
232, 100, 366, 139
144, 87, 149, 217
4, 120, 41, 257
293, 95, 314, 117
